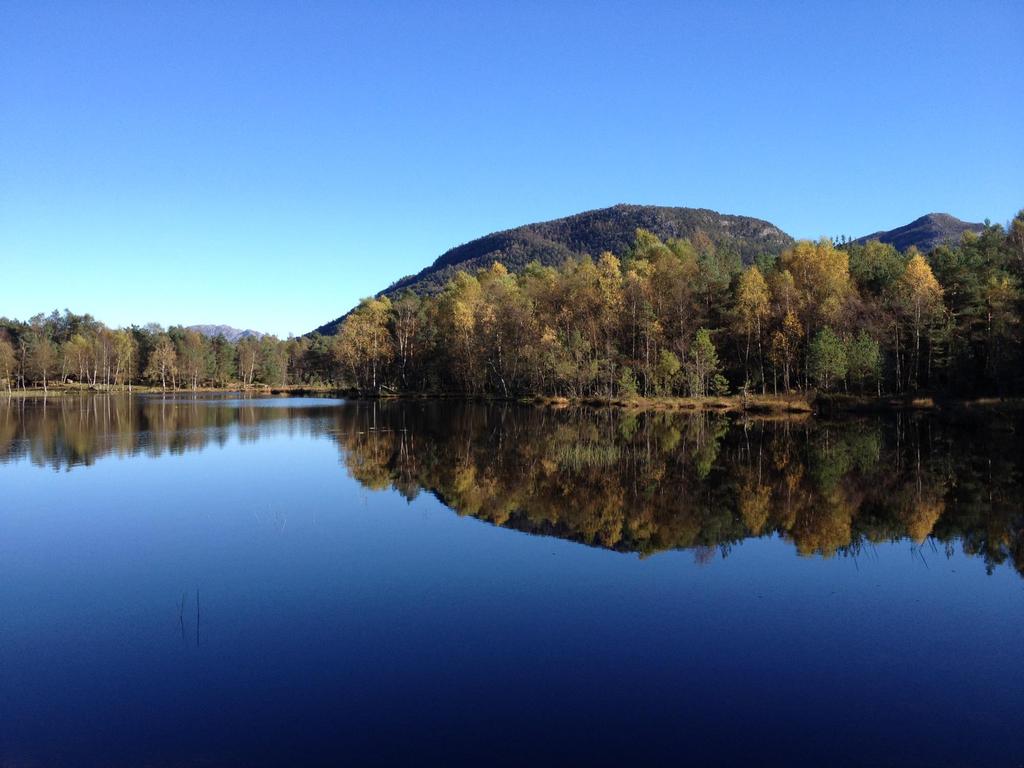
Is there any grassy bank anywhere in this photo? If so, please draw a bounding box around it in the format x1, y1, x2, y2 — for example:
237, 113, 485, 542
530, 392, 1024, 415
527, 393, 814, 414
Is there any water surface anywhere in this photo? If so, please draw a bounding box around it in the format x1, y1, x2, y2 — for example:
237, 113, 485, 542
1, 396, 1022, 766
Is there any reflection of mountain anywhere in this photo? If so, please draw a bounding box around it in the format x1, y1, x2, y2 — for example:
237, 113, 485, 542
3, 397, 1022, 577
327, 401, 1024, 577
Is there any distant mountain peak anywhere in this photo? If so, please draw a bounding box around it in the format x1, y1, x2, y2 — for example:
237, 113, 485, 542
187, 324, 265, 342
854, 212, 984, 252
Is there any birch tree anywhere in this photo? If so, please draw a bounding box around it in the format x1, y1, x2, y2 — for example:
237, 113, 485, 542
897, 250, 943, 390
145, 336, 177, 390
0, 337, 14, 394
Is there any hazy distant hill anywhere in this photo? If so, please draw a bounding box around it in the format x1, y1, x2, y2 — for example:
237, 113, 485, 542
187, 325, 265, 342
313, 204, 793, 335
854, 213, 984, 252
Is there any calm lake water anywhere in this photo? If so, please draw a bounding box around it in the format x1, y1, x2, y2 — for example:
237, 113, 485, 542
1, 396, 1022, 767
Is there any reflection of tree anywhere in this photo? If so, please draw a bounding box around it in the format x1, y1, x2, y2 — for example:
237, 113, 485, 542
0, 396, 338, 471
326, 403, 1024, 577
737, 471, 771, 536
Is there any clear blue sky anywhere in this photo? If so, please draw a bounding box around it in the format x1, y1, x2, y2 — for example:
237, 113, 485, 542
2, 1, 1021, 336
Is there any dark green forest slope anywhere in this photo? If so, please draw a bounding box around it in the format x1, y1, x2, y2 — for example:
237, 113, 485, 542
314, 205, 793, 335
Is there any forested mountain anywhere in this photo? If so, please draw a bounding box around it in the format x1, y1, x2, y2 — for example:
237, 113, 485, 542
324, 211, 1024, 399
187, 325, 264, 342
854, 213, 984, 253
313, 204, 793, 335
5, 210, 1021, 400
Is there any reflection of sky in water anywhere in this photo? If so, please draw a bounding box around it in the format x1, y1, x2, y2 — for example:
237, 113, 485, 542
0, 397, 1022, 766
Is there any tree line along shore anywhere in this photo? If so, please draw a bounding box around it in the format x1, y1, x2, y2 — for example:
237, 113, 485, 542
3, 211, 1022, 405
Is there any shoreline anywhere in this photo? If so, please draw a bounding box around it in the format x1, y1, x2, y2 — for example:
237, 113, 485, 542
5, 385, 1024, 416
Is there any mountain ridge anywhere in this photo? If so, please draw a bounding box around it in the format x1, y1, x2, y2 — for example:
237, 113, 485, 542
187, 325, 265, 342
314, 204, 794, 335
853, 212, 984, 252
312, 207, 992, 337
